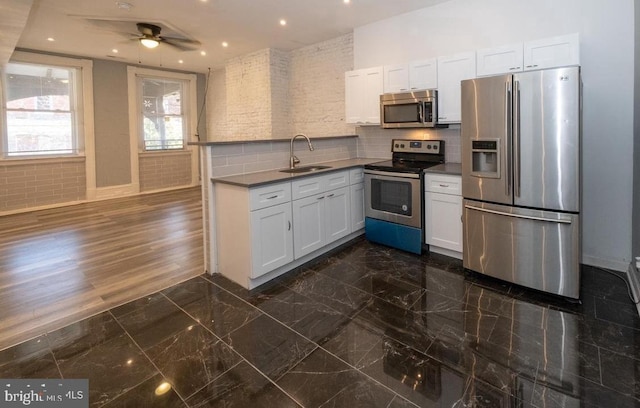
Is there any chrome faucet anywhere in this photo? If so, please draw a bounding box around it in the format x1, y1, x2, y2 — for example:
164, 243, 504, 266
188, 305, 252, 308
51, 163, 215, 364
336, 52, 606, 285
289, 134, 314, 169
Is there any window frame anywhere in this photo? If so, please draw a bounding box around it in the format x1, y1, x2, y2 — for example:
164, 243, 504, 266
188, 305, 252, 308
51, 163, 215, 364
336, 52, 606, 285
0, 52, 94, 160
127, 67, 197, 154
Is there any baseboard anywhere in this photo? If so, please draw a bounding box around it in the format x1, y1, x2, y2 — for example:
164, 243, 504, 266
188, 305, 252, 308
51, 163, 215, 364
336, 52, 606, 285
582, 254, 629, 273
627, 262, 640, 317
0, 200, 87, 217
94, 184, 139, 200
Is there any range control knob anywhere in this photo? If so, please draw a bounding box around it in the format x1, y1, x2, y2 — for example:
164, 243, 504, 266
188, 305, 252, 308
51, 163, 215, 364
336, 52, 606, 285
400, 144, 405, 148
427, 145, 432, 149
394, 143, 399, 148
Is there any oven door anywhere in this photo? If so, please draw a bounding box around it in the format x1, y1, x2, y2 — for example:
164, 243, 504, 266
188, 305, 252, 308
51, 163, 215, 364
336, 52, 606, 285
365, 171, 421, 228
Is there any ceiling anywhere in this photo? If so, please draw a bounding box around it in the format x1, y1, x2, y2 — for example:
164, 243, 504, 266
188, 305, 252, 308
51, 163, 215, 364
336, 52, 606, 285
12, 0, 451, 73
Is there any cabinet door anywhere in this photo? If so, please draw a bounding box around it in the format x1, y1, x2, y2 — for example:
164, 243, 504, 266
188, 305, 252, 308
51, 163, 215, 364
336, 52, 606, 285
409, 58, 437, 90
292, 194, 325, 259
437, 52, 476, 123
345, 70, 363, 124
250, 203, 293, 278
325, 187, 351, 243
362, 67, 383, 124
424, 191, 462, 253
476, 43, 523, 76
384, 64, 409, 93
345, 67, 383, 125
349, 183, 365, 232
524, 33, 579, 71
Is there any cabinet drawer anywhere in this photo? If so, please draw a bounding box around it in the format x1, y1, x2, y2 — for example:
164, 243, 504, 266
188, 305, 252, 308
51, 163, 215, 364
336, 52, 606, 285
326, 170, 349, 190
292, 170, 349, 200
424, 174, 461, 195
349, 167, 364, 185
250, 181, 292, 211
292, 175, 325, 200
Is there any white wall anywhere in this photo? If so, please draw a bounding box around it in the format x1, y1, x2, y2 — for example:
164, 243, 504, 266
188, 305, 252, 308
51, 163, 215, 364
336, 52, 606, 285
354, 0, 635, 271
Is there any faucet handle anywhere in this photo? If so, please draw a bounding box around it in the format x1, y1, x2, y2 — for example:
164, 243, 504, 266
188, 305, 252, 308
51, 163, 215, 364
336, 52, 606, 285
292, 156, 300, 165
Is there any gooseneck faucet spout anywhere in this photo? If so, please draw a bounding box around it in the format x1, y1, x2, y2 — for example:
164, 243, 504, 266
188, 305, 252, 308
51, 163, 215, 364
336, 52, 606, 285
289, 134, 314, 169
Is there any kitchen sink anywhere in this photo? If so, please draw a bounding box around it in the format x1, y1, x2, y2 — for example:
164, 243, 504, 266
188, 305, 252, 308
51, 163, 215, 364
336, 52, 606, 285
279, 165, 332, 174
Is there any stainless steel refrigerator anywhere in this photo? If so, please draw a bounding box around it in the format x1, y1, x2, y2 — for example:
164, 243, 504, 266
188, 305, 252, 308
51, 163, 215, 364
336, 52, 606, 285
461, 66, 581, 299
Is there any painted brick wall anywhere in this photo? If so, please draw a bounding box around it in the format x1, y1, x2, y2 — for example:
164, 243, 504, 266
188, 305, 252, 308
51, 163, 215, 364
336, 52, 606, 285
0, 159, 86, 213
139, 152, 193, 192
207, 34, 355, 141
289, 34, 354, 137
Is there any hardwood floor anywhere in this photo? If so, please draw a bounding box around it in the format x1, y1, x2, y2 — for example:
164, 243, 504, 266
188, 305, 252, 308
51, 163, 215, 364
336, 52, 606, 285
0, 187, 204, 351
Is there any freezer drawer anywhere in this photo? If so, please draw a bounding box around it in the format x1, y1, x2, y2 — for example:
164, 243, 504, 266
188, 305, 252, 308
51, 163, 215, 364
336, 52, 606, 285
463, 199, 580, 298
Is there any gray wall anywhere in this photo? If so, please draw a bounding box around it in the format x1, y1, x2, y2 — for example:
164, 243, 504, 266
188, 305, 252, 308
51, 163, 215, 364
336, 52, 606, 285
93, 59, 131, 187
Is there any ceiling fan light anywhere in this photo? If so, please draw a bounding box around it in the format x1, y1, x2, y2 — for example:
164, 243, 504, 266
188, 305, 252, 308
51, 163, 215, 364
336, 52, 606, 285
140, 38, 159, 49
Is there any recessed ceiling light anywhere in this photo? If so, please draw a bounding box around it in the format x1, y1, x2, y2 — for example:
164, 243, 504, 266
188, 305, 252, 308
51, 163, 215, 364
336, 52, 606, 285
222, 42, 228, 48
178, 59, 184, 64
112, 48, 118, 53
47, 37, 55, 42
344, 0, 351, 3
280, 19, 287, 26
200, 51, 207, 56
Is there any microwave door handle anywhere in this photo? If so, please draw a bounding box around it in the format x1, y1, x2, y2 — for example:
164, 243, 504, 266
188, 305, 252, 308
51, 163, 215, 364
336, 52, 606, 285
418, 103, 425, 124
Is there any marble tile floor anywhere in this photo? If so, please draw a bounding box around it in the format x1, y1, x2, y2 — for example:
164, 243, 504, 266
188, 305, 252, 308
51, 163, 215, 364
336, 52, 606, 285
1, 238, 639, 407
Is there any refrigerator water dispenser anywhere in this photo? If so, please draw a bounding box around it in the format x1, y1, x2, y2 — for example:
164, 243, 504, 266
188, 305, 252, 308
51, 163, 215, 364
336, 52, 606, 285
471, 140, 500, 178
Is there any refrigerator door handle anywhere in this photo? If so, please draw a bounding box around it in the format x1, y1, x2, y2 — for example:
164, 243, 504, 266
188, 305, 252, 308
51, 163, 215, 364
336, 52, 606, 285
505, 81, 512, 196
464, 204, 573, 224
513, 80, 521, 197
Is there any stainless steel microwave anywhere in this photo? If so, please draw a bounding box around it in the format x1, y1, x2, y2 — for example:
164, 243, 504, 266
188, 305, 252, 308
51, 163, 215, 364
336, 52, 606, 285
380, 90, 437, 128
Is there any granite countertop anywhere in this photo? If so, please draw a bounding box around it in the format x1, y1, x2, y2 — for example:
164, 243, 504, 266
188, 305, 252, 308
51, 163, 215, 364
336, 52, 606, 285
211, 158, 385, 187
189, 134, 358, 146
424, 162, 462, 176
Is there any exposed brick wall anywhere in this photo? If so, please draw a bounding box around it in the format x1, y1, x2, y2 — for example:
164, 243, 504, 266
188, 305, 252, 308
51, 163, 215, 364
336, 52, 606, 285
139, 152, 193, 192
0, 159, 86, 213
289, 34, 354, 137
206, 34, 355, 141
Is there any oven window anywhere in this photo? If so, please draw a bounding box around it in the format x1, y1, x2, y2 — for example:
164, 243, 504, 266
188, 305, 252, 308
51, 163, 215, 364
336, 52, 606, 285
384, 103, 420, 123
371, 179, 412, 215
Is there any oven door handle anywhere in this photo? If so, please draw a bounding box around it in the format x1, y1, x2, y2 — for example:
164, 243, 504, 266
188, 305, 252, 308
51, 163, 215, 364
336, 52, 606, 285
364, 170, 421, 179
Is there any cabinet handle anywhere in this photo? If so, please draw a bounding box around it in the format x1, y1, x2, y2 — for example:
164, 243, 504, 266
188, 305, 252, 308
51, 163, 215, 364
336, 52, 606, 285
326, 193, 335, 198
439, 184, 450, 188
288, 221, 291, 231
438, 116, 447, 120
317, 196, 325, 200
266, 195, 278, 200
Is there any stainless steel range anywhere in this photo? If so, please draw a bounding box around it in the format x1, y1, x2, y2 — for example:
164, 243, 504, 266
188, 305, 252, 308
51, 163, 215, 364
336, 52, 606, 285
364, 139, 444, 254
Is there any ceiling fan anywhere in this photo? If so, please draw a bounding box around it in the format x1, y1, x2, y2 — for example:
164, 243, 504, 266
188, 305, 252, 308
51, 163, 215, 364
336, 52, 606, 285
134, 22, 200, 51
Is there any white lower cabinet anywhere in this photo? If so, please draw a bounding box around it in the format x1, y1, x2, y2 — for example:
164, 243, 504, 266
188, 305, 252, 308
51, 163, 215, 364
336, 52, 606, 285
424, 174, 463, 258
350, 182, 365, 231
215, 167, 365, 289
250, 203, 294, 278
293, 186, 350, 259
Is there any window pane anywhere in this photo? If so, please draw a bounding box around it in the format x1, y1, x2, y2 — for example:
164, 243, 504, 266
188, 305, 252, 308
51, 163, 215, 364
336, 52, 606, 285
141, 78, 184, 151
6, 111, 73, 155
3, 63, 76, 156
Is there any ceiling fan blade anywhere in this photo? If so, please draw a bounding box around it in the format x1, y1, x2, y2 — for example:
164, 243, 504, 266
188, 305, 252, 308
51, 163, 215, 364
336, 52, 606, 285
161, 37, 201, 51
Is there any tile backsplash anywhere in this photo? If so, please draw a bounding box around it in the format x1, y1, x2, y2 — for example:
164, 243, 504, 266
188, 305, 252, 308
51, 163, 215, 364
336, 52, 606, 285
355, 125, 461, 163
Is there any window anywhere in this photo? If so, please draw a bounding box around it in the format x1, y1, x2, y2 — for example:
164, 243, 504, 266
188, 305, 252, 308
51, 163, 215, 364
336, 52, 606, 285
139, 77, 187, 151
1, 62, 83, 157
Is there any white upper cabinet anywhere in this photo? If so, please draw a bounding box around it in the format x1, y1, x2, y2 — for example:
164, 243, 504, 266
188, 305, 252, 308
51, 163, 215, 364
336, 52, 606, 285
345, 67, 383, 125
524, 33, 579, 71
383, 64, 409, 93
477, 34, 580, 76
476, 43, 524, 77
383, 59, 437, 93
437, 52, 476, 124
409, 58, 438, 90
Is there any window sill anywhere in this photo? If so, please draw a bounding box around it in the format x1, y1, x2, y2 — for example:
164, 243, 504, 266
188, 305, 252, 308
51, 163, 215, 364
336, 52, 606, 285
139, 150, 191, 157
0, 155, 86, 166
